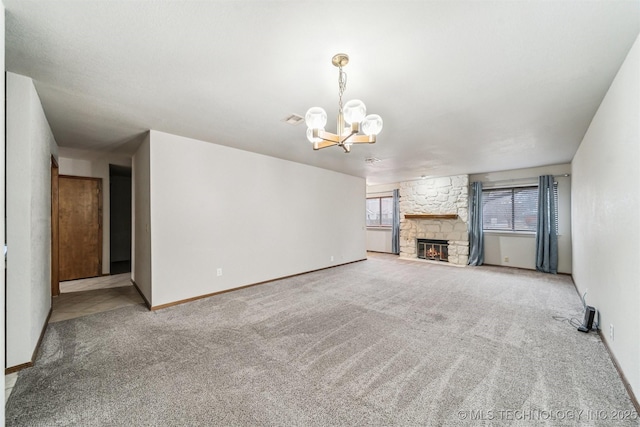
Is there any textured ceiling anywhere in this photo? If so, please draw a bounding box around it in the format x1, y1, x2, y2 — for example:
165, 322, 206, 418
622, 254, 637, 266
5, 1, 640, 185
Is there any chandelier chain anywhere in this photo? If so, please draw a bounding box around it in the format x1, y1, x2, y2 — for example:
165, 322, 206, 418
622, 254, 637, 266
338, 66, 347, 114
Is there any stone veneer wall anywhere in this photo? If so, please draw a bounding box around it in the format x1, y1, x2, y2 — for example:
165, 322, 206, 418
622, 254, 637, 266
399, 175, 469, 265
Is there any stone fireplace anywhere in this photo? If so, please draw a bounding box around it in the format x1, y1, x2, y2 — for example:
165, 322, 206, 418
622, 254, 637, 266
399, 175, 469, 266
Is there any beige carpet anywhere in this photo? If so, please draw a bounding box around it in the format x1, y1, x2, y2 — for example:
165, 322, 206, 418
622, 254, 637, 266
6, 255, 638, 426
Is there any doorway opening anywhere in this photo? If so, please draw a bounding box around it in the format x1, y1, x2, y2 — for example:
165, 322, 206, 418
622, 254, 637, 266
109, 165, 132, 274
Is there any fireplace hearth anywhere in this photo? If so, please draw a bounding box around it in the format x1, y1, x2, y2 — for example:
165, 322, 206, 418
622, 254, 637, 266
417, 239, 448, 262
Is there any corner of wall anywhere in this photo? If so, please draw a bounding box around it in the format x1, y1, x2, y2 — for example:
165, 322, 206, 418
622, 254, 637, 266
132, 133, 152, 305
5, 71, 55, 368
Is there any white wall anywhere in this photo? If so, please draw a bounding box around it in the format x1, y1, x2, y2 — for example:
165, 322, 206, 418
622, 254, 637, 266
571, 35, 639, 397
145, 130, 366, 307
365, 183, 398, 253
470, 164, 572, 273
6, 72, 57, 368
132, 134, 152, 303
58, 148, 132, 274
367, 229, 393, 253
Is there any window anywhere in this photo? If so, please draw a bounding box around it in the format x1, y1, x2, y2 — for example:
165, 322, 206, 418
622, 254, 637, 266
482, 185, 558, 232
366, 197, 393, 227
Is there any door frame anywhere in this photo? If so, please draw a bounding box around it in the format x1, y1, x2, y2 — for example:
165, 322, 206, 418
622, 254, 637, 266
51, 156, 59, 296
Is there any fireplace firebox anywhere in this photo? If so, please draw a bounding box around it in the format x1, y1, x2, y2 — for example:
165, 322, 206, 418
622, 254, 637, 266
417, 239, 449, 262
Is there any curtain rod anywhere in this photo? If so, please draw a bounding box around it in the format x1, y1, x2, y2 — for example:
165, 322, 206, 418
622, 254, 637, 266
366, 190, 397, 195
477, 173, 570, 185
367, 174, 570, 190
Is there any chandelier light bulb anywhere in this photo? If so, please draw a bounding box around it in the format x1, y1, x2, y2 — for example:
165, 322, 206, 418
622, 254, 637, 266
305, 107, 327, 129
362, 114, 383, 136
343, 99, 366, 124
306, 127, 324, 143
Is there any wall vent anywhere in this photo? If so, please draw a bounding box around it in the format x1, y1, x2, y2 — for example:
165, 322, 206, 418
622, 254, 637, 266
365, 157, 381, 164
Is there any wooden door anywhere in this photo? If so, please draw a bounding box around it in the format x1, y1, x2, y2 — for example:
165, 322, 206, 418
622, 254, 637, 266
59, 176, 103, 281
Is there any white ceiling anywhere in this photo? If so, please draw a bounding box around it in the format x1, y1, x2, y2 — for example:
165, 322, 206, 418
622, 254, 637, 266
5, 1, 639, 185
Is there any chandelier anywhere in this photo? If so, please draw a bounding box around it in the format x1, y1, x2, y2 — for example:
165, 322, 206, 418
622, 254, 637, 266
305, 53, 383, 153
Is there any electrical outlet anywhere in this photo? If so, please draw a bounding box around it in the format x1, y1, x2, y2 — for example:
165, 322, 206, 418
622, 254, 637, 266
330, 256, 334, 262
217, 268, 222, 277
609, 324, 614, 341
504, 256, 509, 263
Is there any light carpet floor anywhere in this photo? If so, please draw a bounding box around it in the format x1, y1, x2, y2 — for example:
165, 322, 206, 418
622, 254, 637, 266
5, 256, 638, 426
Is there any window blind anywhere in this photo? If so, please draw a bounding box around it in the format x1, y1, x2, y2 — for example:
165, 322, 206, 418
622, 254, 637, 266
482, 184, 558, 232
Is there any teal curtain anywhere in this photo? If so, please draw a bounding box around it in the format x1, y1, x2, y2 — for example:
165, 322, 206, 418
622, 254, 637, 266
391, 189, 400, 254
468, 182, 484, 266
535, 175, 558, 274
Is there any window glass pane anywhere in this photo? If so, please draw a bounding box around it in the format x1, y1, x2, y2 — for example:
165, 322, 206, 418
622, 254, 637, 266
380, 197, 393, 226
513, 187, 538, 231
366, 198, 380, 226
366, 197, 393, 227
482, 189, 512, 230
481, 184, 557, 233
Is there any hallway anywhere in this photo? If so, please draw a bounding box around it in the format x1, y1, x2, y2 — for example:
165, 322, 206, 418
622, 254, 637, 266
51, 273, 144, 322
